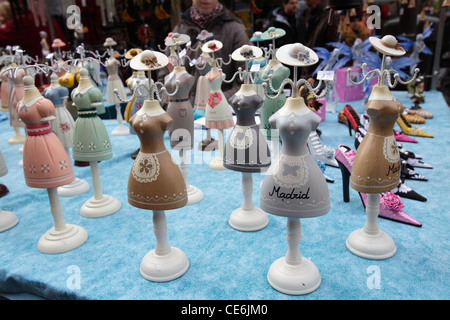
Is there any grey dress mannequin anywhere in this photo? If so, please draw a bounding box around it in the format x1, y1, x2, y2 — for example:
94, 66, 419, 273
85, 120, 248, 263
224, 86, 270, 172
260, 105, 330, 218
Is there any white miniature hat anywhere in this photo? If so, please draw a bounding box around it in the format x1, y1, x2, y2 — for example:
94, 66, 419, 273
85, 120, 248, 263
164, 33, 190, 46
103, 37, 117, 47
130, 50, 168, 71
231, 45, 263, 61
369, 35, 406, 57
276, 43, 318, 67
201, 40, 223, 53
197, 30, 213, 41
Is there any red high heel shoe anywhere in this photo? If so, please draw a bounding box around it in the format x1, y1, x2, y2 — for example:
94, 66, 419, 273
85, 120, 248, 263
334, 144, 422, 227
343, 104, 360, 136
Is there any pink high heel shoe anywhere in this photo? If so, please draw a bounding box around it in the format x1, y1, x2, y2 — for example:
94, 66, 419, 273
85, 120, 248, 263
334, 144, 422, 227
394, 130, 418, 143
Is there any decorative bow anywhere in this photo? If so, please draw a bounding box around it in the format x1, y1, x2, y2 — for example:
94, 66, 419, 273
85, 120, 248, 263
282, 163, 300, 177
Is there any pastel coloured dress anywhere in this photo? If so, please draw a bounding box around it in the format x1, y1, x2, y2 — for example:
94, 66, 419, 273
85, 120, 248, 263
224, 92, 270, 172
205, 70, 234, 129
194, 54, 211, 110
350, 91, 403, 193
105, 57, 126, 104
128, 110, 187, 210
129, 73, 149, 135
9, 69, 25, 128
43, 85, 75, 148
71, 86, 113, 162
260, 108, 330, 218
164, 71, 195, 150
17, 96, 74, 189
1, 72, 9, 111
259, 63, 290, 140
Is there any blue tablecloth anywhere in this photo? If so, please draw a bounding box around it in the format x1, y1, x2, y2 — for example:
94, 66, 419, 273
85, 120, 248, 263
0, 91, 448, 300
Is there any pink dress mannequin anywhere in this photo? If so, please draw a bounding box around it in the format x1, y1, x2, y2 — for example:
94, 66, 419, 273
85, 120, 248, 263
17, 75, 88, 253
8, 68, 26, 144
1, 72, 9, 112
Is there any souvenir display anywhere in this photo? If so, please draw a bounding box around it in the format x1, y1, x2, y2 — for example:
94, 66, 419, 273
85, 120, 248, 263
72, 68, 121, 218
345, 35, 420, 260
128, 50, 189, 281
260, 43, 331, 295
163, 33, 204, 205
17, 75, 88, 253
43, 73, 90, 197
192, 30, 217, 151
103, 37, 129, 136
7, 61, 26, 144
258, 27, 290, 141
224, 44, 270, 232
202, 40, 235, 170
0, 150, 18, 232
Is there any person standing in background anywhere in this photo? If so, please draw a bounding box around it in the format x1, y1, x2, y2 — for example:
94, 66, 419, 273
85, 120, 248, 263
157, 0, 250, 103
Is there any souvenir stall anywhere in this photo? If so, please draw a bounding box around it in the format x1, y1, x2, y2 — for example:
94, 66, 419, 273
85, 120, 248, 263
0, 0, 449, 303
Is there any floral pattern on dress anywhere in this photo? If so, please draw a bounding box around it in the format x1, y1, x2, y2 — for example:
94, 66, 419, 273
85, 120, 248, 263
207, 92, 222, 108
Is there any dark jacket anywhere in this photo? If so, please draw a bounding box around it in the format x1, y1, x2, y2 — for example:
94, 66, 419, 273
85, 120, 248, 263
268, 7, 306, 48
157, 7, 250, 102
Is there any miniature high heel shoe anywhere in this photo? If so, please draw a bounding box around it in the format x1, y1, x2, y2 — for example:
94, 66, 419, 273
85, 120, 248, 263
394, 130, 418, 143
307, 131, 338, 167
397, 114, 434, 138
343, 104, 360, 136
403, 111, 425, 124
399, 147, 433, 169
401, 160, 428, 181
406, 104, 433, 119
391, 180, 427, 202
334, 144, 422, 227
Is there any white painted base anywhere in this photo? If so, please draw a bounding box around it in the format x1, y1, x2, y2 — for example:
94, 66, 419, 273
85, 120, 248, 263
37, 224, 88, 254
187, 185, 204, 205
80, 195, 121, 218
229, 206, 268, 232
140, 247, 189, 282
346, 228, 397, 260
267, 256, 321, 295
0, 210, 19, 232
111, 124, 130, 136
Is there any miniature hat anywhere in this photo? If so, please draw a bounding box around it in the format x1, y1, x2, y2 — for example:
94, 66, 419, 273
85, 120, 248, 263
130, 50, 169, 71
201, 40, 223, 53
369, 35, 406, 57
125, 48, 142, 60
250, 31, 264, 43
197, 30, 213, 41
231, 45, 263, 61
261, 27, 286, 41
164, 33, 190, 47
275, 43, 318, 67
103, 37, 117, 47
52, 38, 66, 48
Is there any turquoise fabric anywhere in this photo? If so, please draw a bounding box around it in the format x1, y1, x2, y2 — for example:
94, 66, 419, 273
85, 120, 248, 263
0, 91, 448, 300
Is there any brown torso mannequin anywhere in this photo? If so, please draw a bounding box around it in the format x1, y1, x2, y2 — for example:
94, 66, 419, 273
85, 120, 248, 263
350, 85, 404, 193
127, 100, 188, 210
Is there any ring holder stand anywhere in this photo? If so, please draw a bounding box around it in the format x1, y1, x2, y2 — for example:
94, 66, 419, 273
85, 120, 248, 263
261, 52, 331, 294
345, 54, 419, 260
116, 53, 189, 281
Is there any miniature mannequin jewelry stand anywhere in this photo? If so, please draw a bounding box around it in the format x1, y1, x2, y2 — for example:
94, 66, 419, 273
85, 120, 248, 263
20, 76, 88, 253
225, 45, 269, 231
124, 50, 189, 281
345, 40, 419, 260
261, 44, 331, 294
45, 73, 90, 197
74, 68, 121, 218
202, 41, 233, 170
0, 151, 18, 232
95, 39, 129, 136
187, 31, 217, 151
164, 50, 204, 205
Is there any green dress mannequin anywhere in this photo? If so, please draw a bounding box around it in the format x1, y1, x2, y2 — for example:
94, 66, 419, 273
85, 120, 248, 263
259, 59, 290, 140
